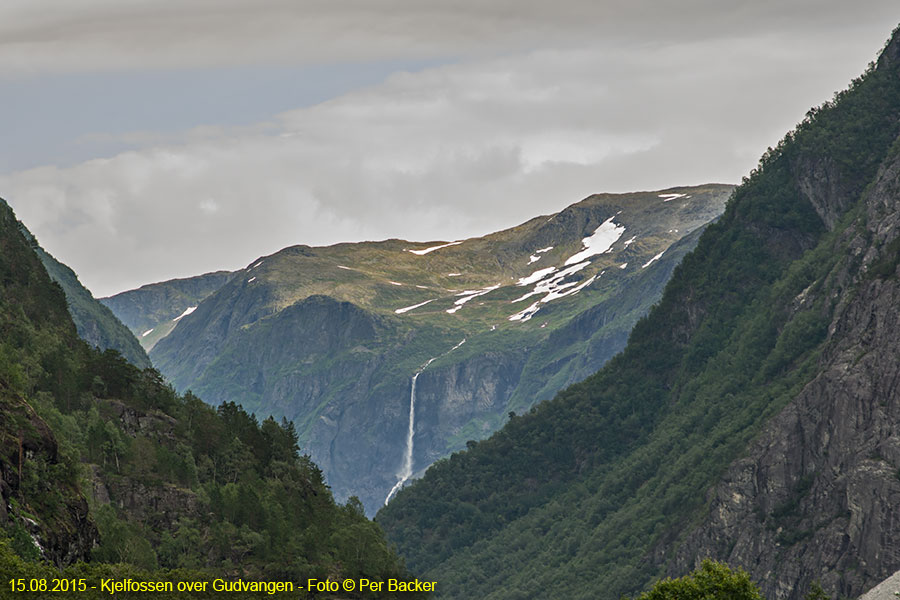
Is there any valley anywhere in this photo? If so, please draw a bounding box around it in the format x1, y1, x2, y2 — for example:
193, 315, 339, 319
2, 8, 899, 600
104, 185, 730, 513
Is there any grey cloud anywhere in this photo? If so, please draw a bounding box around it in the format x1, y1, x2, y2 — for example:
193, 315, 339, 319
2, 2, 899, 295
5, 20, 895, 297
1, 0, 898, 73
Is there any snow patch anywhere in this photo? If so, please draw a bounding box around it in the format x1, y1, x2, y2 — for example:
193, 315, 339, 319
619, 263, 628, 269
446, 284, 501, 314
642, 251, 665, 269
509, 301, 542, 322
623, 236, 637, 247
249, 260, 263, 270
659, 193, 687, 202
415, 285, 428, 289
526, 246, 553, 264
517, 266, 557, 286
389, 281, 403, 286
141, 329, 153, 337
509, 263, 598, 322
512, 261, 590, 303
337, 265, 352, 270
447, 272, 462, 277
395, 299, 435, 314
408, 241, 463, 255
173, 306, 197, 322
247, 277, 256, 283
564, 216, 626, 266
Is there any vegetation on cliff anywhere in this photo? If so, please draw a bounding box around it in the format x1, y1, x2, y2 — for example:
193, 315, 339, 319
377, 25, 900, 600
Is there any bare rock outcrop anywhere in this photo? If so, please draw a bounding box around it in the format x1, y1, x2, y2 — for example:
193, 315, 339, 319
671, 137, 900, 599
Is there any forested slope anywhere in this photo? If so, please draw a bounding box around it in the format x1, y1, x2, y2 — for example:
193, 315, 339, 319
2, 202, 151, 369
0, 199, 421, 598
378, 25, 900, 600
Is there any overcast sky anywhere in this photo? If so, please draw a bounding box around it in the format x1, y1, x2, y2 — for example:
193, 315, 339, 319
2, 1, 898, 297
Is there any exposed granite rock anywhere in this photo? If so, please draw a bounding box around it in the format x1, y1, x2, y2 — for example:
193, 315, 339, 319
670, 138, 900, 599
105, 478, 198, 532
87, 464, 111, 505
107, 399, 178, 441
795, 154, 852, 230
88, 400, 199, 531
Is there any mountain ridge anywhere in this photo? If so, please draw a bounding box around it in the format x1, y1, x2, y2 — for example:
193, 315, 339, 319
0, 199, 151, 369
105, 184, 731, 513
100, 270, 236, 352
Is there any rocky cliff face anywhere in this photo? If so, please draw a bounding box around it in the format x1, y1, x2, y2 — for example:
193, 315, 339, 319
0, 391, 98, 566
670, 78, 900, 600
164, 223, 705, 514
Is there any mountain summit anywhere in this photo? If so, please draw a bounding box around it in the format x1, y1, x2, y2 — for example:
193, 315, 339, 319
106, 185, 730, 512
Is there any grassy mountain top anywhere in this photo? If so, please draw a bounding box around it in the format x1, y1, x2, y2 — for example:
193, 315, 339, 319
225, 184, 730, 331
151, 184, 730, 395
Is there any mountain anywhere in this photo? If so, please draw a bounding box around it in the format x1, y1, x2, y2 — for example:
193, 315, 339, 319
100, 271, 235, 351
377, 24, 900, 600
120, 185, 731, 514
0, 198, 421, 596
1, 202, 151, 369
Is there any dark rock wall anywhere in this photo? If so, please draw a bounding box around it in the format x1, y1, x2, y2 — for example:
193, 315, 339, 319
672, 137, 900, 600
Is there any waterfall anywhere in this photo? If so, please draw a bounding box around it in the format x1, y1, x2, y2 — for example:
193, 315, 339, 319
384, 338, 466, 506
384, 371, 422, 505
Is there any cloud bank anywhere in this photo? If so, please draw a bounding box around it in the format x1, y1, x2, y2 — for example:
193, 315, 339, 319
2, 1, 898, 296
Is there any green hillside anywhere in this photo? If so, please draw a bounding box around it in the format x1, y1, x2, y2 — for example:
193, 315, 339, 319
377, 24, 900, 600
0, 199, 421, 598
2, 204, 152, 369
138, 185, 730, 513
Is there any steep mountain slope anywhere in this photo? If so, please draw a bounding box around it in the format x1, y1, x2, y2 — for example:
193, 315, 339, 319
377, 25, 900, 600
671, 108, 900, 598
0, 199, 420, 595
100, 271, 235, 351
1, 200, 151, 369
139, 185, 730, 513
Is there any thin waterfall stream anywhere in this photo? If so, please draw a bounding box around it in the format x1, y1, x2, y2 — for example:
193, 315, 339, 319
384, 338, 466, 506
